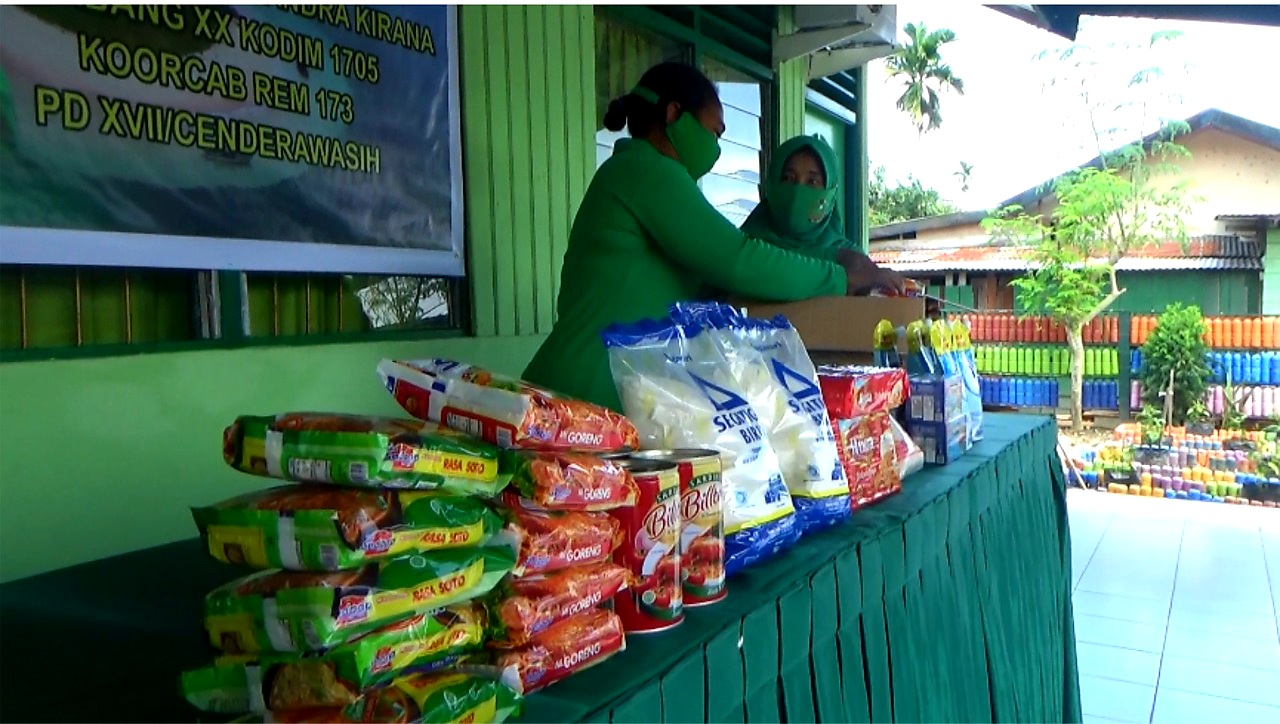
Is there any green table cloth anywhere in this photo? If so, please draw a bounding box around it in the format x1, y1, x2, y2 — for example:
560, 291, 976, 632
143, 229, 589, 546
0, 413, 1080, 723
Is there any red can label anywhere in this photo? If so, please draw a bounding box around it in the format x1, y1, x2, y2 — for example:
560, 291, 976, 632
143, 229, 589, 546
678, 455, 725, 605
610, 462, 682, 632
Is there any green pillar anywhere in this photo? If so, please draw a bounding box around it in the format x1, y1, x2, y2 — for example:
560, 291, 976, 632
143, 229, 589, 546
848, 65, 869, 253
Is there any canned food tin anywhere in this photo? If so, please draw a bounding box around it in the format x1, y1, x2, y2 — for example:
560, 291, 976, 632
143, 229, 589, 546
609, 458, 682, 633
631, 449, 725, 607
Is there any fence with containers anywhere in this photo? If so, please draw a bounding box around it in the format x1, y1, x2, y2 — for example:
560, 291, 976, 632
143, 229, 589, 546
958, 311, 1280, 420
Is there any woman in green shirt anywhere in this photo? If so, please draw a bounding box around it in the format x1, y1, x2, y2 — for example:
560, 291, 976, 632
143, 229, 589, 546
523, 63, 903, 411
742, 134, 902, 284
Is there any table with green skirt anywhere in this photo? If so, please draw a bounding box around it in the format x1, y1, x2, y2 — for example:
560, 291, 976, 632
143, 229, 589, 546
0, 413, 1080, 723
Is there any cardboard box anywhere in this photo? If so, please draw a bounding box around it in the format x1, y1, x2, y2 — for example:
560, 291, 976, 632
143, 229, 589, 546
908, 414, 968, 466
906, 374, 965, 424
730, 295, 925, 353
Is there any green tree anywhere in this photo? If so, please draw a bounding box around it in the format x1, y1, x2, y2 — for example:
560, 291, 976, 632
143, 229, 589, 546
885, 22, 965, 134
983, 129, 1192, 430
1138, 303, 1210, 426
869, 166, 958, 225
981, 30, 1194, 431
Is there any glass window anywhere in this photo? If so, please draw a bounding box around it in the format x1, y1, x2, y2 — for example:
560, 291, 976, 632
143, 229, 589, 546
243, 273, 456, 338
701, 58, 765, 226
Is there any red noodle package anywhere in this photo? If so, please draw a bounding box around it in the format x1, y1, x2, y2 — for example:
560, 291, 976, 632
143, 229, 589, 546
377, 359, 639, 452
489, 610, 626, 695
486, 563, 631, 648
504, 500, 622, 576
502, 451, 639, 511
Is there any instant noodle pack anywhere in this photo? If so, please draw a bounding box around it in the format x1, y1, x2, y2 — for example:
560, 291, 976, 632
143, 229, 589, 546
184, 364, 652, 722
180, 307, 947, 720
378, 359, 639, 452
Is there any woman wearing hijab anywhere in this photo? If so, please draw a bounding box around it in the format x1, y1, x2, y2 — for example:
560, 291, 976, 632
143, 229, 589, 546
522, 64, 903, 412
742, 135, 903, 288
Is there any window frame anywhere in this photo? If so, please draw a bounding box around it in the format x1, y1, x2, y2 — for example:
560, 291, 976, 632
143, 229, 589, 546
0, 267, 467, 364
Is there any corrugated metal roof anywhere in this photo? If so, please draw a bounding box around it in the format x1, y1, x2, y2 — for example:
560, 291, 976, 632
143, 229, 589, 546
1217, 213, 1280, 220
871, 236, 1263, 273
1113, 257, 1262, 271
880, 257, 1260, 273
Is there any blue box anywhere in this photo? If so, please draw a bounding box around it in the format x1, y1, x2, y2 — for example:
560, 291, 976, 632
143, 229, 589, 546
907, 373, 965, 424
908, 414, 968, 465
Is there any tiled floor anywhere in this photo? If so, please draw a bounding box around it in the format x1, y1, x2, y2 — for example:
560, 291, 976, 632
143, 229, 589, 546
1068, 489, 1280, 723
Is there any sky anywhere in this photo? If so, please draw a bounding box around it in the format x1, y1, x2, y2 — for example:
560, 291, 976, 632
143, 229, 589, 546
865, 3, 1280, 211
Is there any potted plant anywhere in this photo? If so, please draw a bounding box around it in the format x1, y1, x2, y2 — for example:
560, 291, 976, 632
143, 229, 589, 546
1220, 371, 1257, 450
1186, 400, 1214, 437
1133, 404, 1168, 464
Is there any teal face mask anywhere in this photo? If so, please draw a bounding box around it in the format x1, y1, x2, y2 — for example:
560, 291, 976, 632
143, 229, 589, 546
665, 112, 721, 181
767, 182, 837, 235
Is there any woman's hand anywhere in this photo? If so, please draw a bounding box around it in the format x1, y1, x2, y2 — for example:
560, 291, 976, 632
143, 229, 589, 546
836, 250, 906, 296
868, 266, 907, 295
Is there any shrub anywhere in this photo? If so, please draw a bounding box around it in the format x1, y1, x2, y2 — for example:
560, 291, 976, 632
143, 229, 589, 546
1138, 303, 1210, 425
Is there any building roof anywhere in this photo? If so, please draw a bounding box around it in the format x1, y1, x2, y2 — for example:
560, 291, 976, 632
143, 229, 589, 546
989, 4, 1280, 40
1217, 213, 1280, 228
871, 109, 1280, 241
870, 234, 1264, 273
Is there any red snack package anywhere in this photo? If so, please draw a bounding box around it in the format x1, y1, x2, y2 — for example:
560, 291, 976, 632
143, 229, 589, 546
832, 412, 902, 509
492, 610, 626, 694
377, 359, 640, 452
506, 501, 622, 576
502, 452, 639, 511
487, 563, 631, 648
818, 366, 909, 419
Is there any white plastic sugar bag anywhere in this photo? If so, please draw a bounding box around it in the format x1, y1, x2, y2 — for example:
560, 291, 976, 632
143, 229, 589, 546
736, 315, 849, 531
604, 315, 799, 575
670, 304, 847, 532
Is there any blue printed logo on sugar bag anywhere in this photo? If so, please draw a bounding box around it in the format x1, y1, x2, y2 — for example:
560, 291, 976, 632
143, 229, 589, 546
763, 473, 789, 504
769, 358, 829, 431
687, 371, 765, 447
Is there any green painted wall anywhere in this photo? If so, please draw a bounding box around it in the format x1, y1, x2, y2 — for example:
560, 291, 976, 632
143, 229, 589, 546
1008, 271, 1262, 316
1264, 228, 1280, 315
1111, 271, 1261, 315
462, 6, 594, 338
0, 5, 594, 583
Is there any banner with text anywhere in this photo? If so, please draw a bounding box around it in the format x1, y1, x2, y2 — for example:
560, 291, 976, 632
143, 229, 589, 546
0, 5, 464, 275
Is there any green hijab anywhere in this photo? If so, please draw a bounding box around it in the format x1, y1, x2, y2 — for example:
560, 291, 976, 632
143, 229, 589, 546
740, 135, 854, 260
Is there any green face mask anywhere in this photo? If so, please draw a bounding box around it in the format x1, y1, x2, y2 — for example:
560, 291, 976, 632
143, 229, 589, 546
630, 86, 721, 181
767, 182, 838, 235
666, 112, 721, 181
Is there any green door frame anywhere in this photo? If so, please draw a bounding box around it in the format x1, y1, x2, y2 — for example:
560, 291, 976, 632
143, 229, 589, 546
804, 76, 868, 252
